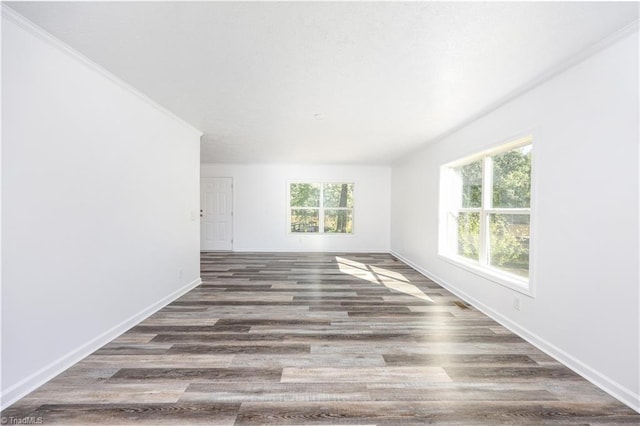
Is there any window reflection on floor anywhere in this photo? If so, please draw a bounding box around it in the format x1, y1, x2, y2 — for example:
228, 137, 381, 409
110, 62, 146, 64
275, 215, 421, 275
335, 256, 434, 303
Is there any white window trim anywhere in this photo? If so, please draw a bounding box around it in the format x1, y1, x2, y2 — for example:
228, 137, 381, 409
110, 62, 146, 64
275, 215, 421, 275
287, 182, 355, 235
439, 135, 535, 297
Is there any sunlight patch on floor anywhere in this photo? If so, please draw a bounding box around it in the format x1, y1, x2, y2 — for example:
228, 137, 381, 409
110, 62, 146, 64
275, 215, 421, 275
335, 257, 434, 303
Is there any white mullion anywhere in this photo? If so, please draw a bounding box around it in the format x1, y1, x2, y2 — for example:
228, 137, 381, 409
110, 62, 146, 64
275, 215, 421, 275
318, 185, 324, 233
479, 157, 493, 266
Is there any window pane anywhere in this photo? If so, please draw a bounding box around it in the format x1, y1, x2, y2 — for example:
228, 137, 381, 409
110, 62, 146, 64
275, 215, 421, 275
457, 212, 480, 261
323, 183, 354, 208
291, 209, 319, 233
454, 161, 482, 208
324, 209, 353, 233
492, 145, 532, 208
489, 214, 530, 277
290, 183, 320, 207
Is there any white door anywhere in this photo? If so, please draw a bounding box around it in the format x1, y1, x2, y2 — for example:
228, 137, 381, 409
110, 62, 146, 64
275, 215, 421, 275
200, 177, 233, 251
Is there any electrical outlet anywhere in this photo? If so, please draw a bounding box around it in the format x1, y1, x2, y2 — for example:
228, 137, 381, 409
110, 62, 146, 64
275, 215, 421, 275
513, 297, 521, 311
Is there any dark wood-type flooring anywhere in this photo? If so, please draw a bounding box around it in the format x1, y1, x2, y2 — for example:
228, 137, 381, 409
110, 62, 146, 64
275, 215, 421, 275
3, 252, 639, 424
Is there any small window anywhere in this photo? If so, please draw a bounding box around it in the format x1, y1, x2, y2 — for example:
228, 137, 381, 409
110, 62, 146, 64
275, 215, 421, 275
289, 183, 353, 234
440, 136, 533, 291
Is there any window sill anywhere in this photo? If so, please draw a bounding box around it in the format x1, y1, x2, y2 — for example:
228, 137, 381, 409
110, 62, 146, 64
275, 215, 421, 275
289, 232, 355, 237
438, 254, 534, 297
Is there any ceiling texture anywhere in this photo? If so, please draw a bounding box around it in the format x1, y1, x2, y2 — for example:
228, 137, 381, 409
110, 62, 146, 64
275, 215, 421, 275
6, 2, 639, 165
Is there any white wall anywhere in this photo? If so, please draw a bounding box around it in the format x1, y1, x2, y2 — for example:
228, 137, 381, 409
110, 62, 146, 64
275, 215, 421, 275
391, 30, 639, 410
1, 10, 202, 406
201, 164, 391, 252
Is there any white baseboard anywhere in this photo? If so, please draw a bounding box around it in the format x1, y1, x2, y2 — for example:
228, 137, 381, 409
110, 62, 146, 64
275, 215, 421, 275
1, 277, 202, 409
390, 250, 640, 414
231, 248, 391, 253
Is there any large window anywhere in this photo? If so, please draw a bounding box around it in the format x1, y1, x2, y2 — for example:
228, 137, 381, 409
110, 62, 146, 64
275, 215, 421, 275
440, 137, 532, 290
289, 183, 354, 234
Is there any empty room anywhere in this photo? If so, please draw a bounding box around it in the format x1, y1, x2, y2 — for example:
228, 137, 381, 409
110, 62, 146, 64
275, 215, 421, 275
1, 1, 639, 424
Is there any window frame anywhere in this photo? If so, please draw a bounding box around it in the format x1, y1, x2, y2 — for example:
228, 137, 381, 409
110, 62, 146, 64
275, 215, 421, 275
439, 135, 535, 296
287, 182, 355, 235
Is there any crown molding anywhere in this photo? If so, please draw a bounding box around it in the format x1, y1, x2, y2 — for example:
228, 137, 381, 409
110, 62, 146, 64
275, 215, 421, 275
1, 4, 203, 138
393, 19, 639, 166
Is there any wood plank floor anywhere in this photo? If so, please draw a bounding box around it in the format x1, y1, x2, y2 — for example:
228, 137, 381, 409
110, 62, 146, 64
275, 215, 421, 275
3, 252, 639, 425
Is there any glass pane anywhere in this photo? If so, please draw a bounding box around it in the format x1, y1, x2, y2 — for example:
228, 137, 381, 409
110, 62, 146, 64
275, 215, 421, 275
290, 183, 320, 207
492, 145, 532, 208
323, 183, 354, 208
291, 209, 319, 233
489, 214, 530, 277
457, 212, 480, 261
324, 209, 353, 233
454, 161, 482, 208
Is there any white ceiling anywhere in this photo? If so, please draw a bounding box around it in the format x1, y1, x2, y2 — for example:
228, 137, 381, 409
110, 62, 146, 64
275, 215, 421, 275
6, 2, 639, 165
